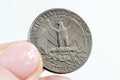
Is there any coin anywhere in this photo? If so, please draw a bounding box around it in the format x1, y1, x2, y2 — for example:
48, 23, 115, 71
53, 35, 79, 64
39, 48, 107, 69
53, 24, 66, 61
28, 8, 92, 74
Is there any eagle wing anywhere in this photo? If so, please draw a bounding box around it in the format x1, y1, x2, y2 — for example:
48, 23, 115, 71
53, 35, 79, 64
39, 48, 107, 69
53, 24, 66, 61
36, 19, 59, 51
67, 18, 86, 52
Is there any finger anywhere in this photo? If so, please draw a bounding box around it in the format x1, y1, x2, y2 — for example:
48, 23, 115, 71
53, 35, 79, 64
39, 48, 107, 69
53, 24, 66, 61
0, 42, 14, 50
0, 65, 19, 80
40, 75, 71, 80
0, 41, 43, 80
0, 42, 15, 54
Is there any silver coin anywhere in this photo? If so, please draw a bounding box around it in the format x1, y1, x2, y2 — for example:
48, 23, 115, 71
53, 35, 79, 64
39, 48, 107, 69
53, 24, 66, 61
28, 9, 92, 74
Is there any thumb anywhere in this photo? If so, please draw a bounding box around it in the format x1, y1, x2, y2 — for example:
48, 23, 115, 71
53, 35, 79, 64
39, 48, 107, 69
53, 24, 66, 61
0, 41, 43, 80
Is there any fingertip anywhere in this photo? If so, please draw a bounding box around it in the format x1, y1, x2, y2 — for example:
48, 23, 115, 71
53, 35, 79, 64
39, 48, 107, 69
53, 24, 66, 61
40, 75, 71, 80
0, 41, 43, 80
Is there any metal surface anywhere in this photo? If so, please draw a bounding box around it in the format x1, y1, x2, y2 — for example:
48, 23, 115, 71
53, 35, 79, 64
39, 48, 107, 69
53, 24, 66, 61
28, 9, 92, 73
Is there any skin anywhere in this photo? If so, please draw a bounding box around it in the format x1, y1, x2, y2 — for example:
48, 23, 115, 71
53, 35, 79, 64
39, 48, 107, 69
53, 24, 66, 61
0, 41, 71, 80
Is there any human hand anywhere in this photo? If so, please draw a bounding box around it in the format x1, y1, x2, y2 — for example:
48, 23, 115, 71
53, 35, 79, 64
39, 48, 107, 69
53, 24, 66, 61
0, 41, 71, 80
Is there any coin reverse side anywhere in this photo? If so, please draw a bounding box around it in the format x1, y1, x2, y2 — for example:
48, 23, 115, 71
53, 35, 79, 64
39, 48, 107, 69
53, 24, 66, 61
28, 9, 92, 74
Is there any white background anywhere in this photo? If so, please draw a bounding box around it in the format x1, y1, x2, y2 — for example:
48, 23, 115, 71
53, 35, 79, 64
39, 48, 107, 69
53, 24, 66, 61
0, 0, 120, 80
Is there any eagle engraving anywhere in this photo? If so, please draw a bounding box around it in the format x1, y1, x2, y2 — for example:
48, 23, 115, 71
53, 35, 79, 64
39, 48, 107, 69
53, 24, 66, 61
36, 18, 86, 60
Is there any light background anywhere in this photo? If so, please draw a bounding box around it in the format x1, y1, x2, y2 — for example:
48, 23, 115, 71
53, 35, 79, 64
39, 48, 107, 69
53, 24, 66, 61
0, 0, 120, 80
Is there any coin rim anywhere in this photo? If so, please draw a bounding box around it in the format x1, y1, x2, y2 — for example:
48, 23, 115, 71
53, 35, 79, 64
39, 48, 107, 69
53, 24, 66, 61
28, 8, 92, 74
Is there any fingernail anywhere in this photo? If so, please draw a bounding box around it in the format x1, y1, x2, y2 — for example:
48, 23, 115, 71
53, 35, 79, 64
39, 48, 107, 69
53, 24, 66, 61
0, 41, 39, 80
41, 76, 72, 80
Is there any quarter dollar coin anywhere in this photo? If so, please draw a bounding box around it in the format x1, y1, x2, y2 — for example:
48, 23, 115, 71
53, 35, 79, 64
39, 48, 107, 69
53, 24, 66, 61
28, 8, 92, 74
